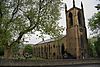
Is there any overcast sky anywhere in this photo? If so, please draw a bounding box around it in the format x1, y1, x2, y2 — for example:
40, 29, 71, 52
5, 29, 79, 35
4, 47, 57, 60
24, 0, 99, 44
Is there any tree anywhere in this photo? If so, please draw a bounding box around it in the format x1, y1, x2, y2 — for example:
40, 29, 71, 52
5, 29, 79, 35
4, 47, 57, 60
23, 45, 33, 59
94, 37, 100, 57
95, 4, 100, 10
0, 45, 4, 56
88, 0, 100, 58
88, 12, 100, 58
95, 0, 100, 10
12, 43, 24, 58
24, 45, 33, 55
88, 38, 97, 57
0, 0, 63, 59
88, 12, 100, 36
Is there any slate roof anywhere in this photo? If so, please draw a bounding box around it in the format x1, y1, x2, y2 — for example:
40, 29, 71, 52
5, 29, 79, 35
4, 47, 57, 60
37, 35, 65, 44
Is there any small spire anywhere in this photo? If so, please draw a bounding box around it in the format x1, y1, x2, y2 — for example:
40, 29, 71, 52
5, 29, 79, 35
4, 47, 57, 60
65, 3, 67, 11
81, 1, 83, 9
73, 0, 75, 7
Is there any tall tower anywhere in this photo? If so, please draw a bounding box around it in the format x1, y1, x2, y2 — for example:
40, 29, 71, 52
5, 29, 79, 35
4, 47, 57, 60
65, 0, 88, 59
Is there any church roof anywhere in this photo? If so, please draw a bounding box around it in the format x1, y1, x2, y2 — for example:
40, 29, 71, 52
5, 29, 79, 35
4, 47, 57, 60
38, 38, 55, 44
37, 35, 65, 45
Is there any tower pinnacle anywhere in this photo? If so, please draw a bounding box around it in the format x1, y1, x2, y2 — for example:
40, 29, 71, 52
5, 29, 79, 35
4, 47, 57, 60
65, 3, 67, 11
73, 0, 75, 7
81, 2, 83, 9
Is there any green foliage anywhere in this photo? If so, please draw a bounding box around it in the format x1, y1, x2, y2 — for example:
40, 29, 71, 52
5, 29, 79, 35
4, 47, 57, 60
88, 12, 100, 36
0, 46, 4, 56
0, 0, 63, 47
12, 43, 23, 56
94, 37, 100, 57
88, 37, 100, 58
23, 45, 33, 59
95, 0, 100, 10
88, 0, 100, 58
24, 45, 33, 55
0, 0, 63, 58
88, 38, 97, 57
88, 11, 100, 58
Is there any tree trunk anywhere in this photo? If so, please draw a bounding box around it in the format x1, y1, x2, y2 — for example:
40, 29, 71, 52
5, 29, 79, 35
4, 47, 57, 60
4, 45, 12, 59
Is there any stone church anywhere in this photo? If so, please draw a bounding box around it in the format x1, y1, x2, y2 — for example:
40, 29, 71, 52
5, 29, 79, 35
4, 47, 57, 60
33, 0, 88, 59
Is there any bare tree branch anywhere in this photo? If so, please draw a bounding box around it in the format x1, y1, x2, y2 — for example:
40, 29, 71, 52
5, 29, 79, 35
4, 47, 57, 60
7, 0, 20, 24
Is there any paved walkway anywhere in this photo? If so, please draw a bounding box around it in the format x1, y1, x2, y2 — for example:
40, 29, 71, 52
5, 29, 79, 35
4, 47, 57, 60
0, 59, 100, 66
54, 64, 100, 67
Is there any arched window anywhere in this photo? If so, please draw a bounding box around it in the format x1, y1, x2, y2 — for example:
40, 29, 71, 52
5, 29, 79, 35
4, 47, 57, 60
53, 44, 55, 48
48, 45, 50, 57
78, 11, 82, 26
39, 47, 40, 57
61, 43, 65, 55
44, 46, 46, 54
69, 12, 73, 26
53, 52, 55, 57
41, 46, 43, 57
80, 35, 84, 48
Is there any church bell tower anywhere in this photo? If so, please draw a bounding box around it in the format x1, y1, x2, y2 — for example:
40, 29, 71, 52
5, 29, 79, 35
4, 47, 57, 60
65, 0, 88, 59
